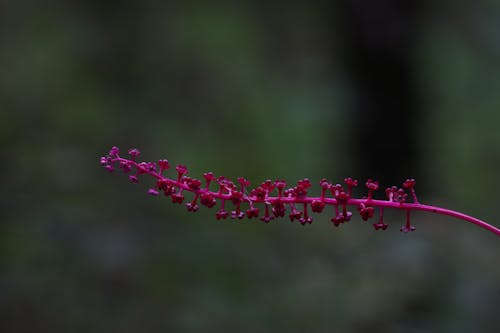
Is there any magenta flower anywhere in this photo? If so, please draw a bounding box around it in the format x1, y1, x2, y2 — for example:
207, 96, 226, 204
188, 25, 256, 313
100, 147, 500, 236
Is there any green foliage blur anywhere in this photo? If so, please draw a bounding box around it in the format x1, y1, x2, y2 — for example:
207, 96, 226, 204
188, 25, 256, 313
2, 1, 500, 332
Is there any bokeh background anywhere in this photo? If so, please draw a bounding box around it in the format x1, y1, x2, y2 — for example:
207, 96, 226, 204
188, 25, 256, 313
2, 1, 500, 332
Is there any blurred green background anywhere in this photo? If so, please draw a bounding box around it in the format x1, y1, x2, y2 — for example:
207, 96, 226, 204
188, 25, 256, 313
2, 1, 500, 332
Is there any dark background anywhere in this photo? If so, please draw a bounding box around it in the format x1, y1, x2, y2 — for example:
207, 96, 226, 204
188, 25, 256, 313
2, 1, 500, 332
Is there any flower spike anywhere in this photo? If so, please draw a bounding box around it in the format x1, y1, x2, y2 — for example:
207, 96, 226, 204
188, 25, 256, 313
100, 147, 500, 236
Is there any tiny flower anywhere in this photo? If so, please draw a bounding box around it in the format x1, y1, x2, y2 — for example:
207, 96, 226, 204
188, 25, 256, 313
373, 207, 387, 230
231, 210, 245, 219
403, 178, 416, 189
299, 216, 313, 225
230, 191, 244, 205
344, 177, 358, 196
288, 203, 302, 221
365, 179, 379, 191
395, 188, 408, 203
204, 172, 215, 182
335, 191, 349, 202
260, 215, 273, 223
402, 178, 418, 203
359, 206, 375, 221
163, 185, 174, 196
317, 179, 330, 205
311, 200, 325, 213
129, 175, 138, 183
200, 193, 216, 208
100, 156, 109, 165
217, 177, 236, 192
331, 215, 344, 226
148, 188, 159, 196
158, 159, 170, 171
272, 201, 286, 217
176, 164, 188, 181
149, 162, 157, 171
203, 172, 215, 189
386, 186, 398, 201
400, 209, 415, 233
294, 178, 312, 197
260, 204, 274, 223
330, 184, 344, 197
299, 203, 313, 225
156, 179, 168, 190
137, 162, 149, 174
275, 179, 287, 189
344, 177, 358, 188
275, 179, 287, 197
230, 192, 244, 218
251, 187, 267, 200
373, 222, 388, 230
366, 179, 379, 200
297, 178, 311, 189
289, 209, 302, 222
335, 191, 352, 221
261, 179, 275, 192
320, 178, 331, 190
246, 207, 260, 219
119, 161, 132, 173
105, 165, 114, 173
238, 177, 251, 192
186, 202, 199, 212
128, 148, 140, 158
187, 178, 202, 190
109, 146, 120, 157
216, 209, 228, 220
400, 225, 416, 233
186, 193, 200, 212
157, 180, 174, 196
343, 211, 353, 222
171, 192, 185, 204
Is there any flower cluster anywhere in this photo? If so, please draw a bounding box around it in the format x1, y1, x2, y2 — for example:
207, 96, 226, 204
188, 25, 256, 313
100, 147, 500, 236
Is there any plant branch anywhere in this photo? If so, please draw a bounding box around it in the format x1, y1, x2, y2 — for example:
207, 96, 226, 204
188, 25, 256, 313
100, 147, 500, 236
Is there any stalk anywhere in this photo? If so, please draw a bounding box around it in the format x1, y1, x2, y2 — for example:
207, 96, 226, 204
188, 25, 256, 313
101, 147, 500, 236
